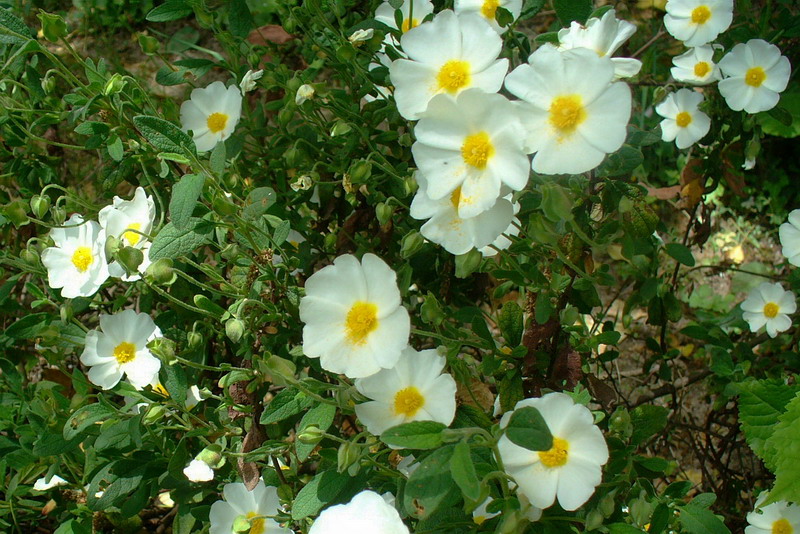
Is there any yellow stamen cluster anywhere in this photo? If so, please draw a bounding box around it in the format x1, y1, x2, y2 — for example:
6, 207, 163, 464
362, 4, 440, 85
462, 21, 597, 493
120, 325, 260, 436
549, 95, 587, 136
113, 342, 136, 364
393, 386, 425, 417
401, 18, 419, 33
461, 132, 494, 169
691, 5, 711, 24
71, 247, 94, 272
745, 67, 766, 87
246, 511, 266, 534
481, 0, 500, 19
675, 111, 693, 128
763, 302, 780, 319
124, 222, 143, 246
207, 112, 229, 133
437, 60, 471, 93
539, 437, 569, 468
345, 301, 379, 345
772, 518, 793, 534
694, 61, 711, 77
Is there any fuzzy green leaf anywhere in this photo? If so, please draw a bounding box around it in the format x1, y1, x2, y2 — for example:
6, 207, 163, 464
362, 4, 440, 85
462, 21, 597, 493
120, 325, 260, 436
738, 380, 797, 463
763, 391, 800, 505
505, 406, 553, 451
133, 115, 196, 155
149, 217, 213, 260
169, 174, 205, 230
382, 421, 446, 450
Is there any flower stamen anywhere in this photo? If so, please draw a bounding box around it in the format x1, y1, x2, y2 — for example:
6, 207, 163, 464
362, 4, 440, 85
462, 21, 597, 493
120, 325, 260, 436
393, 386, 425, 417
207, 112, 229, 133
437, 60, 471, 93
461, 132, 494, 169
71, 247, 93, 272
691, 5, 711, 24
345, 302, 379, 345
745, 67, 766, 87
763, 302, 780, 318
113, 342, 136, 364
539, 437, 569, 468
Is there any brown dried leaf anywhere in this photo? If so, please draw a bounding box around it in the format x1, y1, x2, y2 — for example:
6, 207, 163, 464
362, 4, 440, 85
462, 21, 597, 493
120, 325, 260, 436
238, 423, 265, 491
456, 379, 494, 412
247, 25, 294, 46
586, 374, 617, 408
646, 185, 681, 200
550, 348, 582, 390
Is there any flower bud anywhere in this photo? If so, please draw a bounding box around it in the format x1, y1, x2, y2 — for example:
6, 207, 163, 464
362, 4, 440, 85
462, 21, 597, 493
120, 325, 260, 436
104, 235, 121, 260
348, 160, 372, 184
60, 302, 73, 323
455, 248, 482, 278
337, 441, 360, 473
297, 425, 325, 445
103, 73, 126, 96
225, 318, 245, 343
232, 515, 252, 533
375, 202, 393, 226
41, 75, 56, 94
330, 120, 352, 137
137, 32, 159, 55
146, 258, 175, 285
30, 195, 50, 219
187, 330, 203, 349
117, 246, 143, 275
295, 84, 315, 105
400, 231, 424, 259
20, 249, 39, 266
196, 444, 224, 468
143, 404, 166, 424
37, 11, 67, 42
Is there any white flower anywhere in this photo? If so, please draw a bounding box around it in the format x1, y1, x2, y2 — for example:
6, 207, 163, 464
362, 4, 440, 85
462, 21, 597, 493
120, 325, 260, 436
375, 0, 435, 34
180, 81, 242, 152
780, 209, 800, 267
209, 480, 290, 534
557, 9, 642, 78
497, 392, 609, 511
410, 173, 515, 255
186, 385, 206, 410
480, 198, 520, 257
655, 88, 711, 149
670, 45, 721, 85
663, 0, 733, 47
741, 282, 796, 338
299, 254, 410, 378
296, 84, 315, 105
505, 45, 631, 175
718, 39, 791, 114
354, 346, 457, 436
389, 10, 509, 120
41, 214, 110, 298
99, 186, 156, 281
746, 493, 800, 534
349, 28, 375, 43
472, 497, 500, 524
33, 474, 68, 491
411, 89, 529, 218
309, 490, 409, 534
183, 459, 214, 482
80, 309, 162, 390
454, 0, 523, 34
240, 69, 264, 93
396, 455, 420, 477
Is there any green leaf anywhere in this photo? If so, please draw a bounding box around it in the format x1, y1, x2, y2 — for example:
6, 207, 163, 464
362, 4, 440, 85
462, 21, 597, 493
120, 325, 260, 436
291, 469, 363, 520
678, 503, 731, 534
260, 388, 315, 425
64, 403, 114, 440
540, 182, 574, 222
242, 187, 276, 220
296, 403, 337, 462
381, 421, 446, 450
146, 1, 193, 22
738, 380, 797, 462
520, 0, 546, 19
665, 243, 696, 267
498, 301, 524, 346
149, 218, 213, 260
450, 442, 480, 502
505, 406, 553, 451
763, 391, 800, 505
404, 445, 460, 519
107, 135, 124, 162
5, 312, 49, 339
598, 145, 644, 177
607, 524, 647, 534
630, 405, 668, 446
553, 0, 592, 25
210, 141, 227, 176
0, 8, 34, 44
162, 363, 188, 405
498, 371, 524, 413
228, 0, 253, 37
133, 115, 196, 155
272, 220, 291, 247
169, 174, 205, 230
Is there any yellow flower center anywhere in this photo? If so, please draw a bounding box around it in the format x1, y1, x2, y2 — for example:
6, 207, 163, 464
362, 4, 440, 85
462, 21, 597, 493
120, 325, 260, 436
246, 512, 266, 534
401, 18, 419, 32
345, 301, 379, 345
437, 60, 471, 93
694, 61, 711, 77
482, 0, 500, 19
449, 188, 463, 210
461, 132, 494, 169
71, 246, 94, 272
549, 95, 587, 136
676, 111, 693, 128
538, 437, 569, 468
113, 342, 137, 364
745, 67, 766, 87
763, 302, 780, 319
474, 515, 488, 525
393, 386, 425, 417
773, 519, 793, 534
691, 5, 711, 24
206, 112, 229, 134
123, 222, 142, 246
152, 383, 169, 397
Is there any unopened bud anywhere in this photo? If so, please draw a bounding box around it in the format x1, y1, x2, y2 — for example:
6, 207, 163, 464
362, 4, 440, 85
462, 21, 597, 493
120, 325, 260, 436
375, 202, 393, 226
187, 331, 203, 349
143, 404, 166, 424
337, 441, 360, 473
104, 235, 121, 260
297, 425, 325, 445
21, 249, 39, 266
196, 444, 224, 468
103, 73, 126, 96
348, 160, 372, 184
137, 33, 159, 55
117, 246, 143, 275
232, 515, 252, 533
30, 195, 50, 218
38, 11, 67, 42
225, 318, 245, 343
146, 258, 174, 285
400, 231, 424, 259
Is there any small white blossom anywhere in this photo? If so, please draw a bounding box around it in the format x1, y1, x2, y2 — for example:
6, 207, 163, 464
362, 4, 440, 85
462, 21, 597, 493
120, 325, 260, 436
180, 81, 243, 152
33, 475, 68, 491
779, 209, 800, 267
183, 459, 214, 482
741, 282, 796, 338
349, 28, 375, 43
296, 84, 315, 105
718, 39, 791, 114
239, 69, 264, 93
